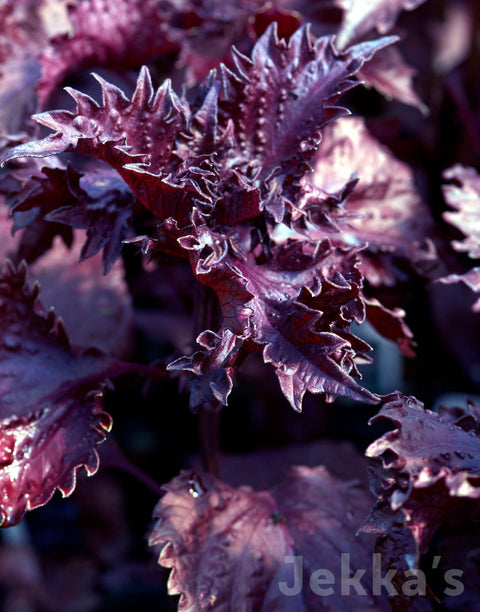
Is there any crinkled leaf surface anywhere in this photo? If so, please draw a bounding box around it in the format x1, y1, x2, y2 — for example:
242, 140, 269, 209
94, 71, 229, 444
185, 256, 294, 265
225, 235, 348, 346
43, 167, 135, 274
9, 162, 136, 273
307, 116, 438, 286
168, 328, 245, 412
150, 466, 389, 611
1, 26, 395, 228
219, 24, 394, 221
279, 0, 425, 110
438, 399, 480, 436
170, 212, 378, 411
0, 260, 127, 525
0, 138, 68, 229
440, 165, 480, 310
278, 186, 416, 353
0, 26, 400, 410
1, 67, 194, 221
443, 164, 480, 260
361, 393, 480, 607
366, 392, 480, 508
222, 23, 380, 172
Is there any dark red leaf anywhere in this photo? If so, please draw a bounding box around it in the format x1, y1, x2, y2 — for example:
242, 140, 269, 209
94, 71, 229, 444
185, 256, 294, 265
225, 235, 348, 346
149, 467, 390, 611
37, 0, 178, 105
1, 67, 195, 222
168, 328, 244, 411
201, 438, 370, 491
364, 297, 415, 357
438, 398, 480, 435
367, 392, 480, 508
1, 25, 396, 230
0, 260, 125, 525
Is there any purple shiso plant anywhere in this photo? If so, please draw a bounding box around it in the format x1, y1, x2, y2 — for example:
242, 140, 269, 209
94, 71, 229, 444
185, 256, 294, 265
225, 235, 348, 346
0, 0, 480, 610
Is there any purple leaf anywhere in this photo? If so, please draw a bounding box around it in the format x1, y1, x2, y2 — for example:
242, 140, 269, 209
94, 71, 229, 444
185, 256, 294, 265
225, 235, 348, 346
9, 163, 135, 273
150, 466, 389, 611
438, 399, 480, 435
1, 25, 396, 230
439, 165, 480, 311
364, 298, 415, 357
439, 268, 480, 312
0, 260, 125, 525
1, 67, 194, 222
336, 0, 427, 49
361, 392, 480, 607
28, 230, 134, 357
220, 23, 395, 221
45, 167, 135, 273
204, 438, 370, 491
175, 213, 378, 410
173, 0, 302, 87
168, 328, 244, 411
0, 24, 411, 411
37, 0, 178, 105
366, 393, 480, 506
0, 148, 74, 264
357, 45, 427, 113
308, 116, 439, 286
442, 164, 480, 260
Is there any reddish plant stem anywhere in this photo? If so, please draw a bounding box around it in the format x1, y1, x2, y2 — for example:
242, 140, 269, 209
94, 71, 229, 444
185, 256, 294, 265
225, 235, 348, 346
198, 408, 221, 477
99, 438, 164, 497
193, 283, 222, 477
109, 452, 164, 497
